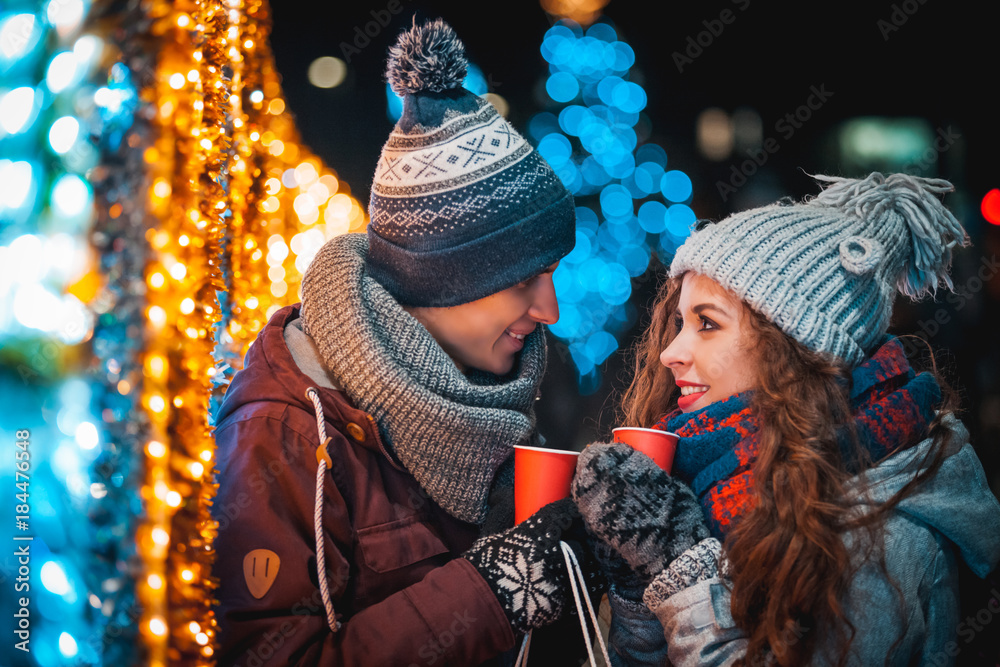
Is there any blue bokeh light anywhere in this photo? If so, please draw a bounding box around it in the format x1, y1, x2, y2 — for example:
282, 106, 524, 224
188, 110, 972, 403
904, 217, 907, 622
599, 183, 632, 218
59, 632, 79, 658
604, 153, 635, 180
613, 81, 646, 113
464, 63, 488, 96
546, 71, 579, 103
550, 302, 582, 339
667, 204, 697, 239
598, 262, 632, 305
634, 162, 665, 195
532, 19, 697, 389
637, 200, 668, 234
586, 22, 618, 43
577, 256, 606, 294
597, 76, 625, 106
537, 132, 572, 167
559, 105, 592, 136
0, 14, 44, 68
661, 169, 693, 202
563, 229, 592, 264
385, 82, 403, 121
619, 243, 651, 277
552, 262, 583, 302
585, 331, 618, 365
554, 160, 582, 192
620, 171, 643, 199
659, 229, 682, 258
580, 156, 611, 188
92, 64, 138, 150
41, 560, 71, 596
575, 205, 600, 231
528, 112, 560, 141
569, 342, 595, 376
609, 42, 636, 71
635, 143, 667, 167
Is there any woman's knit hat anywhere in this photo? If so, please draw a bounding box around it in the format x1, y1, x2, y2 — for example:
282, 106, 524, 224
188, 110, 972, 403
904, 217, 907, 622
365, 19, 576, 307
670, 173, 969, 367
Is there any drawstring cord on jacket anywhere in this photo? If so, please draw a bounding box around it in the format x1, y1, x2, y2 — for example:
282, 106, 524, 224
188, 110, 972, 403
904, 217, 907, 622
303, 385, 608, 659
305, 387, 342, 633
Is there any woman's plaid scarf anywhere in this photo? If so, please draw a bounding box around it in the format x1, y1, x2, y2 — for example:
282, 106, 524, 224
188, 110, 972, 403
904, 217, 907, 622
653, 337, 942, 538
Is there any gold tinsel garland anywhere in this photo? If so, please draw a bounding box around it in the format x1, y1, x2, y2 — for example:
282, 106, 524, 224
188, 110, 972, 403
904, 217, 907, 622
139, 0, 227, 663
135, 0, 366, 663
223, 0, 367, 355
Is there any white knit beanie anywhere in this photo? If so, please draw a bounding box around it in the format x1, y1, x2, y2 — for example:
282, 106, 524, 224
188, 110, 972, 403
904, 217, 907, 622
670, 173, 969, 367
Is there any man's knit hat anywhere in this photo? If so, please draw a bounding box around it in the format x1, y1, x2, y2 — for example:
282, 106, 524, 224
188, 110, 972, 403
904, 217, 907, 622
366, 19, 576, 307
670, 173, 968, 367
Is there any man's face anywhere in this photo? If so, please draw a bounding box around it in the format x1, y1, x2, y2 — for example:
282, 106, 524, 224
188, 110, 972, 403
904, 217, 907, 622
405, 263, 560, 375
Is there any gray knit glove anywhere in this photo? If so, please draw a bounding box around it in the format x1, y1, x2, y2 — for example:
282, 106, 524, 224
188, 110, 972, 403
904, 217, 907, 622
571, 443, 710, 584
463, 498, 605, 634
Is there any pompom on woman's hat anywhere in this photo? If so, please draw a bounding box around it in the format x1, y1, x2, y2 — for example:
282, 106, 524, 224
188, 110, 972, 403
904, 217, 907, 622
670, 173, 970, 367
365, 18, 576, 307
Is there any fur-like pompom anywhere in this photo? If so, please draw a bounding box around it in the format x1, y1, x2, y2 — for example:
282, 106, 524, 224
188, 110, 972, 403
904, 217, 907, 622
386, 18, 467, 96
809, 172, 969, 299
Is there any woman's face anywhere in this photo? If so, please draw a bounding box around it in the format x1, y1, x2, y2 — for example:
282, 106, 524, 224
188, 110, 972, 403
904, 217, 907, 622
660, 272, 760, 412
405, 263, 560, 376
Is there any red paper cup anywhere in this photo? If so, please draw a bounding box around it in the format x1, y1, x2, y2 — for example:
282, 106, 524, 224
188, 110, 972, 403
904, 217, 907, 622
611, 427, 678, 473
513, 445, 580, 524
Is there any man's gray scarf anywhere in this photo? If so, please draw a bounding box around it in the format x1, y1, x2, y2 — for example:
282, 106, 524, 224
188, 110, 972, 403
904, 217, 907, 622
299, 234, 545, 524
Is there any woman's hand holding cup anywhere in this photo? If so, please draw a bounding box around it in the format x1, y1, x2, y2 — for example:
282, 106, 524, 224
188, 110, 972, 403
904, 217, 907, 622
571, 443, 710, 587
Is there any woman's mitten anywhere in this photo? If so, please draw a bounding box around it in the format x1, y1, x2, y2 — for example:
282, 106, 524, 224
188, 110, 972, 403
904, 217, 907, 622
572, 443, 710, 583
589, 537, 648, 603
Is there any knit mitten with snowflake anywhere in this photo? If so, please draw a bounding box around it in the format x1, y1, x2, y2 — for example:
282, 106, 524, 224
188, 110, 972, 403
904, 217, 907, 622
463, 497, 604, 634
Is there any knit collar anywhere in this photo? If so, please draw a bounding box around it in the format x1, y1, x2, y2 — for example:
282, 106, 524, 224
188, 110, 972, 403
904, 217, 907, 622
299, 234, 546, 524
654, 337, 942, 537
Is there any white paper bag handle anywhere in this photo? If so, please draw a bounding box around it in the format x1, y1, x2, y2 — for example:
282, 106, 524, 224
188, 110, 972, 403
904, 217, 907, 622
515, 541, 612, 667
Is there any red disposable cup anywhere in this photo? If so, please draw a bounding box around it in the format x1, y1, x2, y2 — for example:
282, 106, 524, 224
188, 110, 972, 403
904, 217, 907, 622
611, 427, 679, 473
513, 445, 580, 524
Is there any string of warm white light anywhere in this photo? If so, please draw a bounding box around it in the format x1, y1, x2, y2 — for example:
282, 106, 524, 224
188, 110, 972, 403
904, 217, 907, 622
136, 0, 366, 663
137, 0, 230, 661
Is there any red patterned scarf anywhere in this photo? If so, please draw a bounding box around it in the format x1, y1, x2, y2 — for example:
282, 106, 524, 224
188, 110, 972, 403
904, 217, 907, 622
653, 337, 942, 538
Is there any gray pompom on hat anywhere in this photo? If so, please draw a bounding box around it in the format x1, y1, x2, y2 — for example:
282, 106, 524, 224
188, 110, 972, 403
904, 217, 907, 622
366, 18, 577, 307
670, 173, 969, 367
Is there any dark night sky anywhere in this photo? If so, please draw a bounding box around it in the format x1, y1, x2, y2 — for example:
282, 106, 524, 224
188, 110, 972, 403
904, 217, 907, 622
268, 0, 1000, 488
269, 0, 996, 209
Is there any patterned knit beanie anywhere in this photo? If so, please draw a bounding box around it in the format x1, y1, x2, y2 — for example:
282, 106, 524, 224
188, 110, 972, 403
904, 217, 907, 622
670, 173, 969, 367
366, 19, 576, 307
